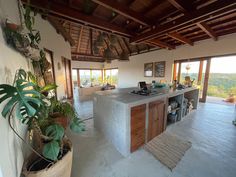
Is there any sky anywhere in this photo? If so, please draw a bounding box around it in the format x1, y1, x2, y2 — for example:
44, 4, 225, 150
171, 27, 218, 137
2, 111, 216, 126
182, 55, 236, 74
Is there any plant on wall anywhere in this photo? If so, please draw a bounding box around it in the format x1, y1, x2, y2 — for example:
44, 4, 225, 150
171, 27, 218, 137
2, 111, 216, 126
2, 1, 42, 61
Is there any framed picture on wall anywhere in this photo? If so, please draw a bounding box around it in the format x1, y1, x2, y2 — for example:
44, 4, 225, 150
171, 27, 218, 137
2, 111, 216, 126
144, 63, 153, 77
154, 61, 166, 77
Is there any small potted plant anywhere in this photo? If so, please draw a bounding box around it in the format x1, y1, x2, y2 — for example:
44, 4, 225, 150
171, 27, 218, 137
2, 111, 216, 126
0, 69, 85, 177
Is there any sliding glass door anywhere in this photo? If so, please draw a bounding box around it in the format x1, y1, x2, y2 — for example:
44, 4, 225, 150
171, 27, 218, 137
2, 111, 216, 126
173, 58, 211, 102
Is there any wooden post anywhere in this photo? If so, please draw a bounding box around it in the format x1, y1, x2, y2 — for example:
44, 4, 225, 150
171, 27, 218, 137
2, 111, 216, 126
77, 69, 80, 87
177, 62, 181, 82
198, 60, 204, 85
173, 63, 177, 81
201, 58, 211, 102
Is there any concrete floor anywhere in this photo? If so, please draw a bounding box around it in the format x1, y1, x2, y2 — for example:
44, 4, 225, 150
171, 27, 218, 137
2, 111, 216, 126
68, 103, 236, 177
73, 87, 93, 120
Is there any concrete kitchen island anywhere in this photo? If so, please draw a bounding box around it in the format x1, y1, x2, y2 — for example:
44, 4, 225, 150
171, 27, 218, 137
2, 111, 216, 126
93, 87, 199, 156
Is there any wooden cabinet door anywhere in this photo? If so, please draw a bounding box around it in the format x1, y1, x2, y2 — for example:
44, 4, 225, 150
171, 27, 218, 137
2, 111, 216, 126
148, 101, 165, 142
131, 104, 146, 152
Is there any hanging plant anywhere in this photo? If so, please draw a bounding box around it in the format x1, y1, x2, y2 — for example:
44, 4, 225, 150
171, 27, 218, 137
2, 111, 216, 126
2, 1, 41, 61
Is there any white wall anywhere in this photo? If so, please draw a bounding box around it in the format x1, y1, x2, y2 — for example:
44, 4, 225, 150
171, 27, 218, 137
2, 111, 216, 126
105, 33, 236, 88
0, 0, 71, 176
34, 16, 72, 99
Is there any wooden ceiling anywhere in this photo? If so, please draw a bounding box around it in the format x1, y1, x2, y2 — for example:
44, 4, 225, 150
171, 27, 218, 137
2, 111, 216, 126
22, 0, 236, 62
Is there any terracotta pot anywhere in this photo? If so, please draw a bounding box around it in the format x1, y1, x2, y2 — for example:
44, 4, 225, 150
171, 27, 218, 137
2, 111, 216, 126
6, 22, 19, 31
51, 113, 69, 129
22, 141, 73, 177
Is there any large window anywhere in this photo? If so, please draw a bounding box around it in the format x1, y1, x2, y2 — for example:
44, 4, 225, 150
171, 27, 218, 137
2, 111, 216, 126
104, 68, 118, 86
78, 69, 103, 87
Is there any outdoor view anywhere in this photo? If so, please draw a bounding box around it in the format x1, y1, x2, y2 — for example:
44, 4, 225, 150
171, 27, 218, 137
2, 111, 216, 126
72, 68, 118, 87
179, 56, 236, 102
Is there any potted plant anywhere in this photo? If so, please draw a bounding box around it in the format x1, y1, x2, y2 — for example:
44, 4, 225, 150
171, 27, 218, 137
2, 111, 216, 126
0, 69, 85, 177
2, 3, 41, 60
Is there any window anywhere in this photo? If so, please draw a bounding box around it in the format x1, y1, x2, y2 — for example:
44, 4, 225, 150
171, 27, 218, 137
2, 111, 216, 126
104, 68, 118, 86
79, 69, 103, 87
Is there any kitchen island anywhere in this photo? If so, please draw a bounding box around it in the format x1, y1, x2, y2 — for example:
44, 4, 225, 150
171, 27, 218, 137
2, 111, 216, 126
93, 87, 199, 156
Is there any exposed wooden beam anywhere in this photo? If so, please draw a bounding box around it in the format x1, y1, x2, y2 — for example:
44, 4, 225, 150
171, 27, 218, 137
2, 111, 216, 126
123, 38, 132, 54
148, 39, 175, 50
106, 35, 119, 56
117, 39, 125, 52
72, 52, 120, 60
91, 0, 153, 26
168, 32, 193, 46
130, 0, 236, 43
90, 29, 93, 55
72, 56, 105, 62
197, 22, 218, 41
77, 26, 84, 52
48, 17, 75, 46
21, 0, 133, 37
167, 0, 192, 13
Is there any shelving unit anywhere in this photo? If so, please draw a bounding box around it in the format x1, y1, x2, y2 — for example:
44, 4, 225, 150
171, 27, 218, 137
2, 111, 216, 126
167, 88, 199, 125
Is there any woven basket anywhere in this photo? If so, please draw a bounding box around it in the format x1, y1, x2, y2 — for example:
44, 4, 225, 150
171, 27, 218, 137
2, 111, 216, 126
22, 141, 73, 177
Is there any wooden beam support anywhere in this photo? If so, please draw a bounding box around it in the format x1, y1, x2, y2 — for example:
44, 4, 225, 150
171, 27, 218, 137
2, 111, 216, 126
48, 17, 75, 46
197, 22, 218, 41
168, 32, 193, 46
77, 26, 84, 52
167, 0, 192, 13
21, 0, 133, 37
91, 0, 153, 26
148, 39, 175, 50
123, 38, 132, 54
198, 60, 204, 85
90, 29, 93, 55
130, 0, 236, 43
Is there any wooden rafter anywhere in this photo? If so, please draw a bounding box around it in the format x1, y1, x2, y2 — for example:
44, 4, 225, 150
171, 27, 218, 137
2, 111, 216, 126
168, 32, 193, 46
77, 26, 84, 52
91, 0, 153, 26
130, 0, 236, 43
48, 17, 75, 46
167, 0, 192, 13
148, 39, 175, 50
197, 22, 218, 41
21, 0, 133, 37
117, 39, 124, 52
90, 29, 93, 55
123, 38, 132, 54
106, 34, 119, 56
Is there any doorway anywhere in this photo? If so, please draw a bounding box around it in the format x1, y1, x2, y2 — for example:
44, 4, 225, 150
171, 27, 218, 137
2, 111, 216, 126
62, 57, 73, 99
207, 56, 236, 105
173, 58, 211, 102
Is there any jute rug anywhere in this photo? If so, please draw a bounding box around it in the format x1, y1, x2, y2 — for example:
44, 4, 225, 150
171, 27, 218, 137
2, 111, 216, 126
144, 132, 192, 170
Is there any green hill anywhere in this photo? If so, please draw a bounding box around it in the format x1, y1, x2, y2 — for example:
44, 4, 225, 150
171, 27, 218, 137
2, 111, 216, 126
181, 73, 236, 98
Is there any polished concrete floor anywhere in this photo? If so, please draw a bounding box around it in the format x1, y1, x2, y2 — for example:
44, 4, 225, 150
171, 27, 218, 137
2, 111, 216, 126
68, 103, 236, 177
73, 87, 93, 120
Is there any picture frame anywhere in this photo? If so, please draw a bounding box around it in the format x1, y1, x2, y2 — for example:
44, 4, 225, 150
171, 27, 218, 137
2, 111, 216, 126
154, 61, 166, 77
144, 62, 153, 77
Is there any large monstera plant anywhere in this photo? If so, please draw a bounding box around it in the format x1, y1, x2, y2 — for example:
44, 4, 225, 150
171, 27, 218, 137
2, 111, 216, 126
0, 69, 85, 162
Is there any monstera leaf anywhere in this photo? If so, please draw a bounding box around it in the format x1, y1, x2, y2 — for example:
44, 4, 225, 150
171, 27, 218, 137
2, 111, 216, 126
45, 124, 64, 141
42, 140, 60, 161
0, 78, 42, 122
70, 118, 85, 133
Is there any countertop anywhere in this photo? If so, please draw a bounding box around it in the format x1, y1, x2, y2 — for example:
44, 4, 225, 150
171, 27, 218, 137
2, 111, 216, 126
94, 87, 199, 104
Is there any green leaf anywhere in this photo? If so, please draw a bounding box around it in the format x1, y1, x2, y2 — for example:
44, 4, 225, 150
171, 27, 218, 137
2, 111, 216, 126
0, 70, 42, 120
70, 119, 85, 133
42, 140, 60, 161
45, 124, 64, 141
40, 84, 57, 93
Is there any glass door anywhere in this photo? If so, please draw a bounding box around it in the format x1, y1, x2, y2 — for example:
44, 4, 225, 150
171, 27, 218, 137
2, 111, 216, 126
173, 58, 211, 102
